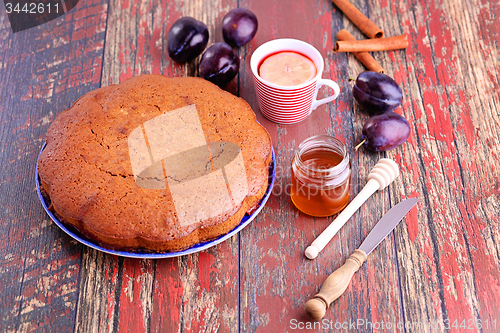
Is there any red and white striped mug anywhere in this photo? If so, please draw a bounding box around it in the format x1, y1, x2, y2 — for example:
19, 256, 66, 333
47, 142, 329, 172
250, 39, 340, 124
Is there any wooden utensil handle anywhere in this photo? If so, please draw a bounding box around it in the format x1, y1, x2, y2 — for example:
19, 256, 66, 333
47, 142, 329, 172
305, 249, 367, 320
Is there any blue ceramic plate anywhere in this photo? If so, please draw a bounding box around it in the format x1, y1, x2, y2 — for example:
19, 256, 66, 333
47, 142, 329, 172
36, 143, 276, 258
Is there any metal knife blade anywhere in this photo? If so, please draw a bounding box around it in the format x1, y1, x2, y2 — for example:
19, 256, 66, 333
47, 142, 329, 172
359, 198, 418, 255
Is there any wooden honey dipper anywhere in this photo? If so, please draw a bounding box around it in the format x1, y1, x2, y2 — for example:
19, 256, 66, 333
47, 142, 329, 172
304, 158, 399, 259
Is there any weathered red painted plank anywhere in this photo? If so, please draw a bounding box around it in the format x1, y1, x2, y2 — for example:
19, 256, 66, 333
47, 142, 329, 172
115, 258, 155, 332
70, 0, 241, 332
0, 0, 108, 331
366, 0, 500, 331
1, 0, 499, 331
238, 0, 404, 331
240, 0, 500, 331
375, 0, 500, 330
152, 245, 240, 333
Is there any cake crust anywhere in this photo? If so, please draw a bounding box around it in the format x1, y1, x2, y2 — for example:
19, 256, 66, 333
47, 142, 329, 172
38, 75, 272, 252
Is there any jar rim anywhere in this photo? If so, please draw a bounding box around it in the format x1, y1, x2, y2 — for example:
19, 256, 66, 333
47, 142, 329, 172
294, 135, 349, 178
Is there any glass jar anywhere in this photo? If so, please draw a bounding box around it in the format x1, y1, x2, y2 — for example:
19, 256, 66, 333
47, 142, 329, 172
291, 135, 351, 217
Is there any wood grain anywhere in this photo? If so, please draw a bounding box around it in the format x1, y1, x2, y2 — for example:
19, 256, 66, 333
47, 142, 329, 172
70, 0, 241, 332
0, 0, 107, 331
366, 0, 500, 330
0, 0, 499, 331
238, 0, 404, 330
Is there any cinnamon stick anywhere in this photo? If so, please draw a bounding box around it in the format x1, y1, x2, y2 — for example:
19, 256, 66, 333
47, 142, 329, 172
333, 34, 408, 53
331, 0, 383, 39
336, 29, 384, 73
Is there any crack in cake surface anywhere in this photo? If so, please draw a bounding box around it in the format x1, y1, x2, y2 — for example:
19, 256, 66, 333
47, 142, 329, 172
37, 75, 272, 252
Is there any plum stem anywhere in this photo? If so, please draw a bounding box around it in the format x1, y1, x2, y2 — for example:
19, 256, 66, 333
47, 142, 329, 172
355, 139, 366, 151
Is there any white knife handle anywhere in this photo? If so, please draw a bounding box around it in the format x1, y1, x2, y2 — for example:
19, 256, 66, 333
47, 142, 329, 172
304, 159, 399, 259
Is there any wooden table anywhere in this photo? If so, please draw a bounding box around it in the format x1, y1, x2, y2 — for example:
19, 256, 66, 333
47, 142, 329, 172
1, 0, 499, 331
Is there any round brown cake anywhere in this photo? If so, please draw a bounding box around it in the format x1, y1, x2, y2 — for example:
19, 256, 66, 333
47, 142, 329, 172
38, 74, 272, 252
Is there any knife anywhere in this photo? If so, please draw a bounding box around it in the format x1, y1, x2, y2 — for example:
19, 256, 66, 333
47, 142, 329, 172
304, 197, 418, 321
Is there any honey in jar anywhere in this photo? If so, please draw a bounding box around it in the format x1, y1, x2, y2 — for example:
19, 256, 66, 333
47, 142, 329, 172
291, 135, 351, 217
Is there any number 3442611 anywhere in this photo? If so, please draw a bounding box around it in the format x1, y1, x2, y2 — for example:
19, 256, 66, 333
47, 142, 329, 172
441, 319, 497, 330
5, 2, 60, 14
